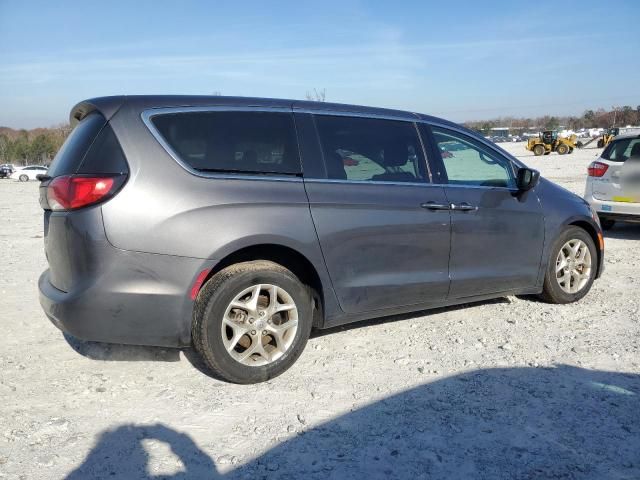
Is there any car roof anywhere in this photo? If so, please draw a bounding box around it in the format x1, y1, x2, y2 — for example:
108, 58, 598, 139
611, 132, 640, 141
69, 95, 462, 130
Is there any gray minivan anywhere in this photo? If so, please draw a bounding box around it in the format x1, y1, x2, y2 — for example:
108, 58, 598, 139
38, 96, 604, 383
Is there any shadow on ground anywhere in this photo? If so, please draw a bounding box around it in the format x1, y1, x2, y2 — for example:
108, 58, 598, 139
66, 365, 639, 479
310, 297, 511, 339
63, 297, 512, 370
603, 222, 640, 240
63, 333, 181, 362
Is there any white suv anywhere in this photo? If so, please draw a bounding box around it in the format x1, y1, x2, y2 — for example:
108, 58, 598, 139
585, 134, 640, 229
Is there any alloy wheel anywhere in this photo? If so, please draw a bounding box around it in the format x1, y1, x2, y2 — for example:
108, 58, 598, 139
555, 239, 592, 294
221, 283, 299, 366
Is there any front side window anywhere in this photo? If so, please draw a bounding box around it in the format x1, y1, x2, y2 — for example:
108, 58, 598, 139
432, 126, 515, 188
314, 115, 427, 183
151, 111, 301, 175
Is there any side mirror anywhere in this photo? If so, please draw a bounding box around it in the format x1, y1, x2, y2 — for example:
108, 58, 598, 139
35, 174, 51, 182
516, 167, 540, 191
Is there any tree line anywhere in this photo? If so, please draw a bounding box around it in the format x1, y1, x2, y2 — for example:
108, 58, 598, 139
0, 125, 71, 166
1, 103, 638, 165
464, 105, 640, 135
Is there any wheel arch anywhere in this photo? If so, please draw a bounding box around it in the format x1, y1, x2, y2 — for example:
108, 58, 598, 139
568, 219, 603, 278
204, 243, 327, 328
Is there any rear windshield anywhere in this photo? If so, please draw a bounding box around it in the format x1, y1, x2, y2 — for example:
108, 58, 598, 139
601, 137, 640, 162
47, 113, 105, 177
150, 111, 301, 175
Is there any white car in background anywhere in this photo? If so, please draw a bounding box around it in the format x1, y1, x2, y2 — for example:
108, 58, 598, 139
585, 133, 640, 229
10, 165, 48, 182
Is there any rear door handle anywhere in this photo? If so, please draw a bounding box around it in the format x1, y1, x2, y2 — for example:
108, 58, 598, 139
420, 201, 452, 211
451, 202, 478, 211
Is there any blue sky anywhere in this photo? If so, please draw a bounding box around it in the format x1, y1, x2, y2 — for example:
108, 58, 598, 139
1, 0, 639, 128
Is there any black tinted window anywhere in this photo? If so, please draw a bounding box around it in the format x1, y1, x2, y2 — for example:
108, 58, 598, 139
151, 111, 301, 175
47, 112, 105, 177
314, 115, 427, 183
602, 137, 640, 162
77, 122, 128, 174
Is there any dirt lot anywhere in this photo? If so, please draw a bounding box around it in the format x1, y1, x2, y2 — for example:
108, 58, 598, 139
1, 143, 639, 479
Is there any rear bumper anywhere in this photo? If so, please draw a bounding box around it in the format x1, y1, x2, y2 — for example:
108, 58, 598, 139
587, 195, 640, 221
39, 250, 213, 348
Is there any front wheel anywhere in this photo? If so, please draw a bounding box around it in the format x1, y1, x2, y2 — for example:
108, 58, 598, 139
192, 261, 313, 384
539, 227, 597, 304
533, 144, 545, 156
19, 174, 28, 182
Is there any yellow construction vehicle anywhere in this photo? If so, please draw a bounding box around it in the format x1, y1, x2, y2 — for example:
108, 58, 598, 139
597, 127, 619, 148
526, 130, 580, 156
580, 127, 619, 148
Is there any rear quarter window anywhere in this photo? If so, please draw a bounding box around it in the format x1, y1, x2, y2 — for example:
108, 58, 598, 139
77, 121, 128, 174
47, 113, 105, 177
602, 138, 640, 162
150, 111, 301, 175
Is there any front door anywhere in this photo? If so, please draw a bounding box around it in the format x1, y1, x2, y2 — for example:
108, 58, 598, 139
429, 125, 545, 298
302, 114, 452, 314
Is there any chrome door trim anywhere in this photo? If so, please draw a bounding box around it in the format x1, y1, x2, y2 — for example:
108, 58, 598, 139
293, 107, 419, 123
303, 177, 439, 188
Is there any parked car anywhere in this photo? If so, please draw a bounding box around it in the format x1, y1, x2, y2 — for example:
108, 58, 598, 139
39, 96, 604, 383
11, 165, 48, 181
585, 133, 640, 229
0, 164, 15, 178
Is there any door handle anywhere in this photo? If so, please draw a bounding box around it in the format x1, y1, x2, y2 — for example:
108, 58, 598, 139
451, 202, 478, 211
421, 201, 452, 211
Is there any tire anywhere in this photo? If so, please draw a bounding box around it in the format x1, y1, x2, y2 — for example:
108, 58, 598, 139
533, 144, 545, 156
597, 139, 604, 148
539, 226, 597, 304
192, 260, 313, 384
557, 144, 568, 155
19, 174, 28, 182
568, 148, 574, 154
599, 217, 615, 230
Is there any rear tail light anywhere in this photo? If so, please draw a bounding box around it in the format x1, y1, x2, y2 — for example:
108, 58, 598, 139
588, 161, 609, 177
46, 175, 126, 211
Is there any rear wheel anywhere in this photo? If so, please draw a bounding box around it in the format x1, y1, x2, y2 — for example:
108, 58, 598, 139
192, 261, 313, 384
533, 144, 545, 156
19, 174, 28, 182
557, 144, 569, 155
539, 226, 597, 304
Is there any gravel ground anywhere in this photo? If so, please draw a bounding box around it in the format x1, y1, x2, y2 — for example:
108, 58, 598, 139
1, 142, 639, 479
